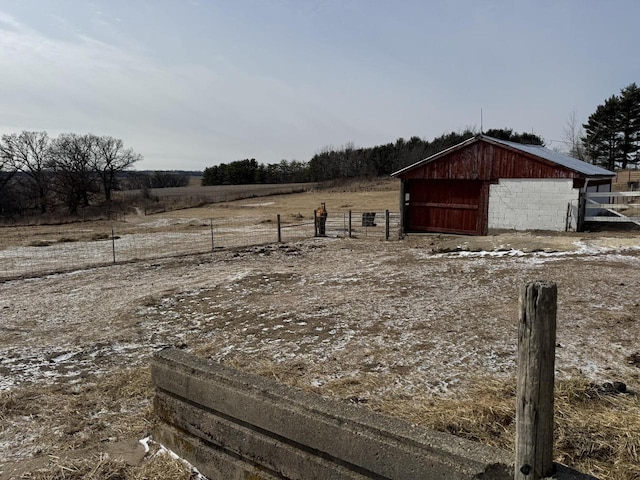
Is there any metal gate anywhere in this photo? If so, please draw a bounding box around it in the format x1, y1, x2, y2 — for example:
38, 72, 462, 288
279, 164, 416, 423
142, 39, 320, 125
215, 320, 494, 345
583, 191, 640, 227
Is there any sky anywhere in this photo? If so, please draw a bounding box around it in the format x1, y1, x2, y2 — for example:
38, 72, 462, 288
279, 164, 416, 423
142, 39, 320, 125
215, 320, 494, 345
0, 1, 638, 171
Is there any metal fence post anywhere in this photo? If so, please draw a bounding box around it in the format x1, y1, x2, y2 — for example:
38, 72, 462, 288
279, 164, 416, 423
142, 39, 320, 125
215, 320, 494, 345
385, 210, 390, 240
111, 225, 116, 263
277, 214, 282, 243
515, 281, 557, 480
210, 218, 215, 251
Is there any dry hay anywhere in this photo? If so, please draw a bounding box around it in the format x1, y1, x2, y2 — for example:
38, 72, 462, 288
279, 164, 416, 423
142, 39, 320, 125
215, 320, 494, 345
368, 378, 640, 480
0, 366, 201, 479
19, 450, 194, 480
1, 367, 154, 469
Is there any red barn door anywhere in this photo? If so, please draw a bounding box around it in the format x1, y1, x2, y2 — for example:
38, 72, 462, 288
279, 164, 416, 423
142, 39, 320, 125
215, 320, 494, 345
406, 180, 485, 235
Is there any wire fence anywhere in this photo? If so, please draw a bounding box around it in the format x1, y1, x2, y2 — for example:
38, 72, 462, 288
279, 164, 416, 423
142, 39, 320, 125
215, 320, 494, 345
320, 210, 402, 239
0, 211, 400, 281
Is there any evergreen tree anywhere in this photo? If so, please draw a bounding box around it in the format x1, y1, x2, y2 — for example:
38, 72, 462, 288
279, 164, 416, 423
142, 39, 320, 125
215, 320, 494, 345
583, 95, 622, 170
582, 83, 640, 170
618, 83, 640, 168
483, 128, 544, 145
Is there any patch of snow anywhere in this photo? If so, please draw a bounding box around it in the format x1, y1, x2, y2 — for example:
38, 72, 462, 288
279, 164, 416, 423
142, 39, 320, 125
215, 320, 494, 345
242, 202, 274, 207
139, 436, 151, 453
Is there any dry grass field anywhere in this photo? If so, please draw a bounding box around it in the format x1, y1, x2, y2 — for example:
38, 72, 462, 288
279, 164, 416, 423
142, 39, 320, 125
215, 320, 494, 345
1, 179, 640, 479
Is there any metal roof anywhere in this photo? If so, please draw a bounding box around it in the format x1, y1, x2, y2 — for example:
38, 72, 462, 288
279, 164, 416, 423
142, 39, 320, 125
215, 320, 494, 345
391, 134, 615, 178
484, 135, 615, 177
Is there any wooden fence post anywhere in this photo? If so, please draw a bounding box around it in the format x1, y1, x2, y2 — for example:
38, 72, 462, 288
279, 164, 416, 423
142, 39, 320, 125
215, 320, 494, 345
277, 214, 282, 243
515, 281, 557, 480
348, 210, 352, 238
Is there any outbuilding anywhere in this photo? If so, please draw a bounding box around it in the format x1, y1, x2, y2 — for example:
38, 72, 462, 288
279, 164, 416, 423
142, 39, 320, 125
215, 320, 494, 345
392, 134, 615, 235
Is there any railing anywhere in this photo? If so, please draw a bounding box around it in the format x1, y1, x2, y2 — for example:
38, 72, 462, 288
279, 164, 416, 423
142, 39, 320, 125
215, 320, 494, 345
583, 191, 640, 227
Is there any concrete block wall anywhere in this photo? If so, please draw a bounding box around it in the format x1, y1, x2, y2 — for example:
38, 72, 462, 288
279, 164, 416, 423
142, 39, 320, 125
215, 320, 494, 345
152, 348, 513, 480
488, 179, 579, 231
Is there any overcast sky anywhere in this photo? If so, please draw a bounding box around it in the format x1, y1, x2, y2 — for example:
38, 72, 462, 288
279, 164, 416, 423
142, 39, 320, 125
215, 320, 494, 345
1, 1, 638, 170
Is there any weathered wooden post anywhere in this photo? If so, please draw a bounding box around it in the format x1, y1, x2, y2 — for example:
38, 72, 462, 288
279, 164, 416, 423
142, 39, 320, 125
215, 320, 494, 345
277, 214, 282, 243
348, 210, 352, 238
515, 281, 557, 480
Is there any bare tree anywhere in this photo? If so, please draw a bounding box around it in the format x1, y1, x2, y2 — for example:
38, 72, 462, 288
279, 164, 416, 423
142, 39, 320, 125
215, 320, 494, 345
0, 131, 52, 212
0, 145, 20, 215
0, 142, 18, 193
50, 133, 99, 214
92, 136, 142, 201
562, 110, 586, 160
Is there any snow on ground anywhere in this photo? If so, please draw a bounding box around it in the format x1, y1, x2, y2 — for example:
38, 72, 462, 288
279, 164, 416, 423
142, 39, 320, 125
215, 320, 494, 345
1, 233, 640, 465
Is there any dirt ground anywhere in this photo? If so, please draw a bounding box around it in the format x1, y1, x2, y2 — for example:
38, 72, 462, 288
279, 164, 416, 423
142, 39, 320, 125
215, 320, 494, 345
1, 182, 640, 478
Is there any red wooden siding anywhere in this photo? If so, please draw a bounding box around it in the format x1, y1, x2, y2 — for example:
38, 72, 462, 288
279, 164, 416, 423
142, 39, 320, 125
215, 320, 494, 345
400, 143, 579, 181
406, 180, 485, 235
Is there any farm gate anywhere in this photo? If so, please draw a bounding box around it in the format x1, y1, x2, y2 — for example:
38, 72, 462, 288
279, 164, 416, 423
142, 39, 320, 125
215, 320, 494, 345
581, 191, 640, 228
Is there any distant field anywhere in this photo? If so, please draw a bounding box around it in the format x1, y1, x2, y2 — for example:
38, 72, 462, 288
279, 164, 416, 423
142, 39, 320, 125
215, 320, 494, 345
114, 182, 316, 200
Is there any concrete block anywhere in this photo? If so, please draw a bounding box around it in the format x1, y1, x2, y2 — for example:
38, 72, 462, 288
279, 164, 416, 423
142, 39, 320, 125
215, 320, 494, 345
152, 349, 513, 480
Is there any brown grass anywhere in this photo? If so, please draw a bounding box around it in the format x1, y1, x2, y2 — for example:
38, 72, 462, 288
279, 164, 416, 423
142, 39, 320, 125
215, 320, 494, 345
1, 367, 154, 462
368, 378, 640, 480
20, 451, 194, 480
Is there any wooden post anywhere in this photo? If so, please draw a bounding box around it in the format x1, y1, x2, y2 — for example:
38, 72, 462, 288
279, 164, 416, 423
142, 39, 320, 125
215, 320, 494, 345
515, 281, 557, 480
277, 214, 282, 243
348, 210, 352, 238
385, 210, 390, 240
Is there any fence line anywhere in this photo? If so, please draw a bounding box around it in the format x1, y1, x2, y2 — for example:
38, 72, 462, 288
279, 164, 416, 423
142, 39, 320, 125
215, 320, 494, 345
0, 211, 399, 281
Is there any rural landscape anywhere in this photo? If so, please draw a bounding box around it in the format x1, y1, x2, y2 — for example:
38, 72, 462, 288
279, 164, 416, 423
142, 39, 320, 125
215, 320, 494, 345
3, 1, 640, 478
1, 177, 640, 479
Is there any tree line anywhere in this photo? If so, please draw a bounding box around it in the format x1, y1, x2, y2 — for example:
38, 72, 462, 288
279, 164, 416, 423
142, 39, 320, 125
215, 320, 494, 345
581, 83, 640, 170
0, 131, 144, 216
202, 128, 544, 186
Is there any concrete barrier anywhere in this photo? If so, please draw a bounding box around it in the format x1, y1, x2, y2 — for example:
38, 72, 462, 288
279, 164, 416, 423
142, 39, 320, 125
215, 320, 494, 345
152, 348, 513, 479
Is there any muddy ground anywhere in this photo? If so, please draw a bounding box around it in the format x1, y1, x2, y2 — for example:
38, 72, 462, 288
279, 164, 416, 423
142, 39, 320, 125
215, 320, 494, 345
1, 186, 640, 478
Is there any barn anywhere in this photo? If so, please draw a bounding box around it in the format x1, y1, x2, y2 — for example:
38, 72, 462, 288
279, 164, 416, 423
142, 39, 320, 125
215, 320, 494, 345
392, 134, 615, 235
